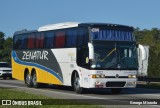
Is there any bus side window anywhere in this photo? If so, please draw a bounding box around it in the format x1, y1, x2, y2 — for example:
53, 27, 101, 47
39, 33, 44, 48
14, 35, 21, 50
45, 31, 54, 48
27, 34, 35, 49
66, 28, 77, 47
20, 35, 27, 49
35, 33, 40, 48
55, 32, 65, 48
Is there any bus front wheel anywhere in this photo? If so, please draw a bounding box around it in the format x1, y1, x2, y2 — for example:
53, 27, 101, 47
73, 72, 84, 94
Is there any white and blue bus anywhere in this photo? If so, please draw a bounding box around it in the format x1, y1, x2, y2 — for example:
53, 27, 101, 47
12, 22, 146, 94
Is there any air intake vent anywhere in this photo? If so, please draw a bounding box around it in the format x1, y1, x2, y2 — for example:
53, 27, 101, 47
106, 82, 126, 87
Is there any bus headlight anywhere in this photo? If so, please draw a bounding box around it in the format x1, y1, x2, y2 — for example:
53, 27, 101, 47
128, 75, 136, 78
96, 75, 100, 78
92, 74, 105, 78
100, 74, 105, 78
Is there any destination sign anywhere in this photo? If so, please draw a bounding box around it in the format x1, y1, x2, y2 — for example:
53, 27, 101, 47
91, 29, 135, 41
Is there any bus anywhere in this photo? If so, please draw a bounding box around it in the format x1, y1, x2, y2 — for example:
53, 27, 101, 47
12, 22, 147, 94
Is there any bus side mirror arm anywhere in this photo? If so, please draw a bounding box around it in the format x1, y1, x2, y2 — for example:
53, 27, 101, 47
88, 43, 94, 60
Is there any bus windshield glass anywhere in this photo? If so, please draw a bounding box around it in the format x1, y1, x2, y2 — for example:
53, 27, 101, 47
91, 42, 138, 70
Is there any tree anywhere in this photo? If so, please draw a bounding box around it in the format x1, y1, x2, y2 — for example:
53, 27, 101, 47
134, 28, 160, 77
0, 31, 12, 64
0, 32, 5, 62
0, 32, 5, 49
3, 37, 13, 64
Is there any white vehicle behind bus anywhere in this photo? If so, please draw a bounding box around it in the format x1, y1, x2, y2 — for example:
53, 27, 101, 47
0, 62, 12, 79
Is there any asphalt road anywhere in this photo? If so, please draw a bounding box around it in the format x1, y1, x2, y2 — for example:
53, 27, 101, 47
0, 78, 160, 108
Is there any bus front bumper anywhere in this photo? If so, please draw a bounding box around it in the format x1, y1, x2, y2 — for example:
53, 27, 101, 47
89, 78, 137, 88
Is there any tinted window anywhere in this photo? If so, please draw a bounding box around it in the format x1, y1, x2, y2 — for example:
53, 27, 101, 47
55, 31, 65, 48
0, 63, 10, 67
35, 33, 41, 48
14, 34, 27, 50
66, 28, 77, 47
13, 27, 89, 50
39, 33, 44, 48
20, 34, 27, 49
77, 27, 88, 46
27, 34, 35, 49
14, 35, 21, 49
44, 31, 54, 48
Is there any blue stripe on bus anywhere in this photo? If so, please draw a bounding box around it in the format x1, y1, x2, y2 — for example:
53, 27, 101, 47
12, 51, 63, 83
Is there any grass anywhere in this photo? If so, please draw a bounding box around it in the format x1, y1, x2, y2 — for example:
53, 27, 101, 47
0, 88, 102, 108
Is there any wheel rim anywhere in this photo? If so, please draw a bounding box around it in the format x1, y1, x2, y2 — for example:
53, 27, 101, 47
74, 77, 80, 91
32, 74, 37, 86
26, 74, 31, 84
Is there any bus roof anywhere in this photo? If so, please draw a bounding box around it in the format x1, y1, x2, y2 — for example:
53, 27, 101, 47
38, 22, 133, 32
14, 29, 37, 35
14, 22, 133, 35
79, 23, 133, 28
38, 22, 79, 32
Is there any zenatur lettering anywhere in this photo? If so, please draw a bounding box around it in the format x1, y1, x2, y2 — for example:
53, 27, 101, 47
22, 50, 48, 60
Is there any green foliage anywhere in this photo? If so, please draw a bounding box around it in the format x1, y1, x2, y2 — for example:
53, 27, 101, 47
3, 37, 13, 64
0, 32, 5, 50
0, 32, 12, 65
134, 28, 160, 77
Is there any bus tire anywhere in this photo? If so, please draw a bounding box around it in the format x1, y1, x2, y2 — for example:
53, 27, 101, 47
73, 72, 84, 94
111, 88, 122, 94
24, 72, 32, 87
32, 71, 40, 88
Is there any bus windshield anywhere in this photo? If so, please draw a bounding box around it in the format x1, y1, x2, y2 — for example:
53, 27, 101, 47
91, 42, 138, 70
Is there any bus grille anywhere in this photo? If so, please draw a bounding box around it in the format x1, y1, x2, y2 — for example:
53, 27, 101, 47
106, 82, 126, 87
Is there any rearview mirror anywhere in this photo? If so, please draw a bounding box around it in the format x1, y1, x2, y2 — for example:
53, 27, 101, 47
88, 43, 94, 60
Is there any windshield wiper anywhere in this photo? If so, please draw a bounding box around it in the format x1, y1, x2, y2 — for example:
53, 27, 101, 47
97, 47, 116, 62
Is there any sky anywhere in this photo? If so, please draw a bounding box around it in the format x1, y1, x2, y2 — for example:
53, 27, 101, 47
0, 0, 160, 37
